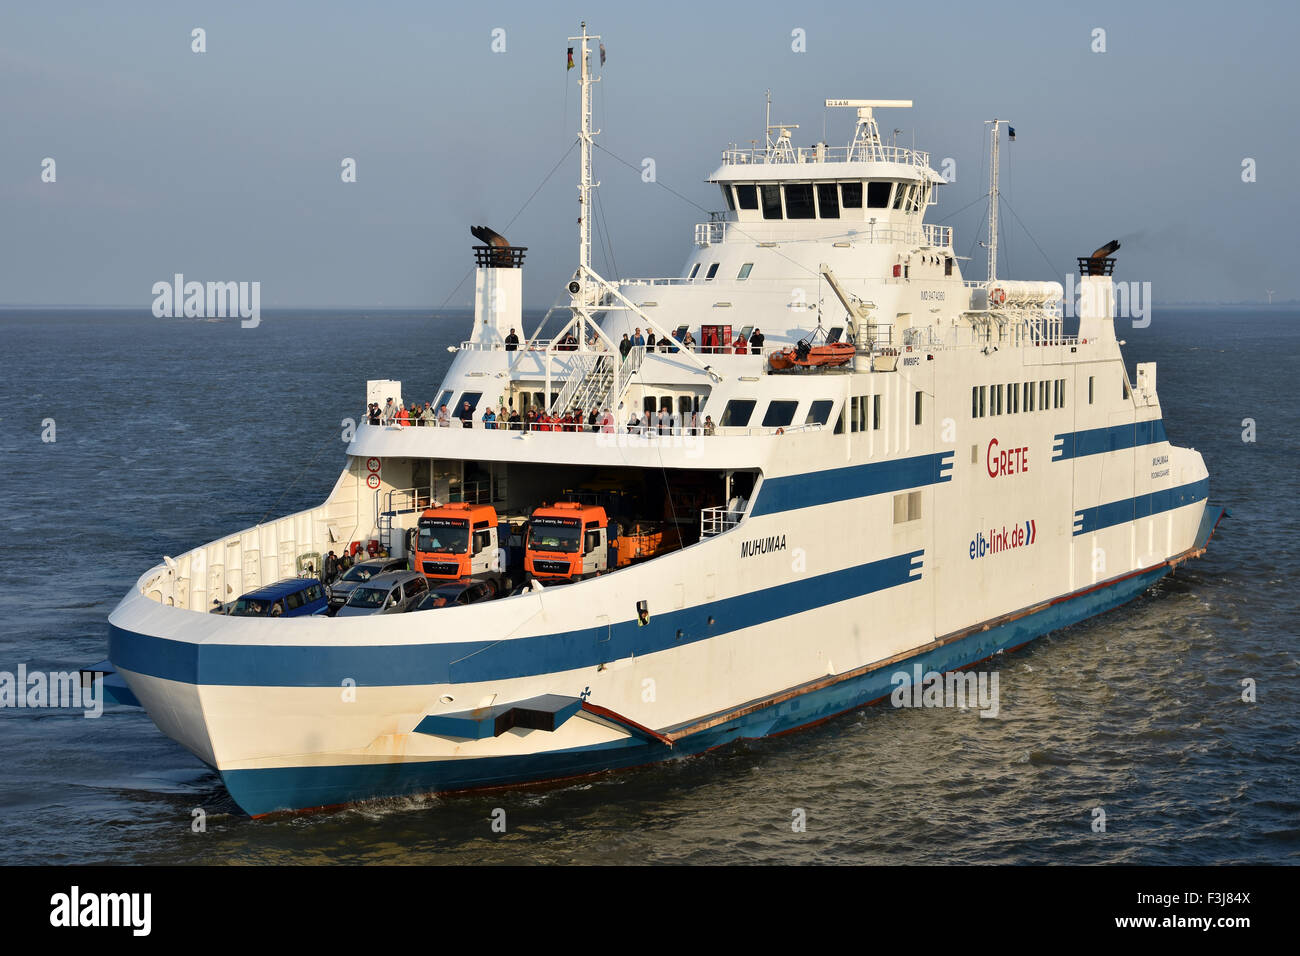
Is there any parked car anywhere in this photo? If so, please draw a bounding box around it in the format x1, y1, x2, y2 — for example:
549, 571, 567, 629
334, 570, 429, 617
326, 557, 407, 611
227, 578, 328, 618
409, 577, 498, 611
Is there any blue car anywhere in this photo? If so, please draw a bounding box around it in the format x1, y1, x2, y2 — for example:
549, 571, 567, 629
228, 578, 328, 618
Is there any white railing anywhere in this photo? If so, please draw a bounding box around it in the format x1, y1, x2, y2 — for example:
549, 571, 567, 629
684, 221, 954, 249
720, 144, 931, 168
694, 221, 725, 246
700, 505, 744, 537
921, 223, 952, 247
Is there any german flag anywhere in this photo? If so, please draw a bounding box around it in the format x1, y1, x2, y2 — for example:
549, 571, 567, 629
567, 47, 574, 70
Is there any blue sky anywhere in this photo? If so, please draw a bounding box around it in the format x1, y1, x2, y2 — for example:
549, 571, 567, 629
0, 0, 1293, 307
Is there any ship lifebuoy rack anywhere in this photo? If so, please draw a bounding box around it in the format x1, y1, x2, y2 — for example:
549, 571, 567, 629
989, 287, 1007, 307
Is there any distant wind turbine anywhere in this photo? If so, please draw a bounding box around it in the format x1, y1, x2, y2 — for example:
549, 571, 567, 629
1266, 289, 1275, 304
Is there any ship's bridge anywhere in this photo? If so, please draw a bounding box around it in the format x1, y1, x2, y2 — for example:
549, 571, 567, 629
705, 97, 945, 231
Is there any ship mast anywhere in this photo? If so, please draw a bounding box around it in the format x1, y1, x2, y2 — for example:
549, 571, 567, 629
985, 118, 1002, 284
571, 21, 600, 279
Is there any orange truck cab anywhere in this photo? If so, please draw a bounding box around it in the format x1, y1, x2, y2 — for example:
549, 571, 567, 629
525, 502, 608, 582
415, 503, 500, 582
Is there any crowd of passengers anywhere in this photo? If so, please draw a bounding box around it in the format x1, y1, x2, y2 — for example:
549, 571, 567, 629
505, 325, 766, 356
368, 396, 718, 436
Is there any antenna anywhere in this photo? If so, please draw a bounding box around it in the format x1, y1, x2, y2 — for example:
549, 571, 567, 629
984, 118, 1005, 284
569, 21, 602, 280
826, 99, 912, 161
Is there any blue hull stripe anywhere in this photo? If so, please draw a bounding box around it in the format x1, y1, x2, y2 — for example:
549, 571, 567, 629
1052, 419, 1167, 462
110, 550, 923, 688
1072, 477, 1210, 536
751, 451, 954, 517
221, 561, 1173, 816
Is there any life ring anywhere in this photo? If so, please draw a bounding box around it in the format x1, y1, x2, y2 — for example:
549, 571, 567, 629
990, 287, 1007, 306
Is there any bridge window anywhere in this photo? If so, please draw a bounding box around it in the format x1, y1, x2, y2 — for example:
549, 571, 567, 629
734, 184, 758, 210
722, 185, 736, 211
1024, 381, 1033, 412
784, 183, 815, 219
806, 399, 833, 426
872, 394, 882, 430
720, 399, 756, 427
816, 183, 840, 218
688, 263, 701, 279
457, 392, 482, 414
867, 181, 891, 208
737, 262, 754, 280
705, 263, 719, 279
840, 182, 863, 208
760, 184, 783, 220
762, 401, 797, 427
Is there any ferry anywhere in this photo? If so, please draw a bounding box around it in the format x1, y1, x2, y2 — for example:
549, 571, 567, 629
92, 24, 1225, 816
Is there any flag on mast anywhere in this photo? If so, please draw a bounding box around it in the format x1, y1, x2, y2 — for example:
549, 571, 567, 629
599, 42, 606, 66
1008, 126, 1016, 141
567, 47, 574, 70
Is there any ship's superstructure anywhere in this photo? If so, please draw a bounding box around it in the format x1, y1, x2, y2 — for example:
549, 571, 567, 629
98, 25, 1223, 815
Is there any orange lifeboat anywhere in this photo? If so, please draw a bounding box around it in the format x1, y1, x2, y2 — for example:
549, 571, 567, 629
768, 340, 855, 371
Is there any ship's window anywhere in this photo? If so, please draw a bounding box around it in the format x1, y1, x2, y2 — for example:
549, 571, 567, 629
992, 384, 1002, 416
1039, 381, 1047, 409
457, 392, 482, 415
840, 182, 863, 208
1088, 376, 1095, 404
892, 185, 906, 210
893, 491, 922, 523
850, 395, 866, 432
1059, 378, 1067, 409
678, 396, 695, 416
1009, 382, 1018, 414
945, 256, 953, 276
1024, 382, 1033, 412
979, 386, 987, 418
437, 389, 454, 412
1123, 377, 1130, 400
914, 390, 923, 426
806, 399, 833, 426
705, 263, 719, 280
720, 399, 756, 427
834, 409, 845, 434
784, 183, 815, 219
762, 401, 797, 427
760, 184, 783, 219
971, 386, 979, 418
735, 184, 759, 210
872, 394, 882, 430
816, 183, 840, 218
722, 184, 736, 211
688, 263, 701, 279
867, 181, 891, 208
907, 185, 924, 213
737, 262, 754, 280
643, 396, 657, 416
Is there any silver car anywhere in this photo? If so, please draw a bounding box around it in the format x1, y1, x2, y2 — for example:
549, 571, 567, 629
334, 570, 429, 617
326, 557, 407, 611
